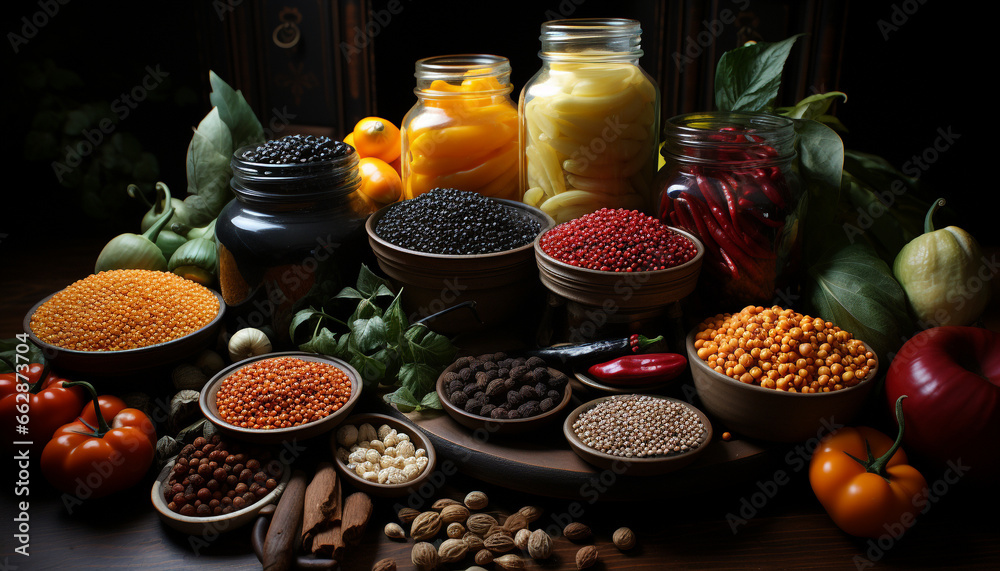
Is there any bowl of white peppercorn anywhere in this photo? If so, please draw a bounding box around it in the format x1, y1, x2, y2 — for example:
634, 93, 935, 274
332, 413, 437, 497
563, 394, 713, 476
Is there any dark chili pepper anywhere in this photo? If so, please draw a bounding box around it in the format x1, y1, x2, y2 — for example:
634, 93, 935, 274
695, 173, 737, 233
681, 192, 760, 263
586, 353, 688, 386
750, 169, 787, 209
523, 334, 664, 367
744, 206, 786, 228
715, 175, 743, 232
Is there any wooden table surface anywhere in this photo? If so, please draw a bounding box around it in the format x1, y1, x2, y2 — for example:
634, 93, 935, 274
2, 237, 999, 571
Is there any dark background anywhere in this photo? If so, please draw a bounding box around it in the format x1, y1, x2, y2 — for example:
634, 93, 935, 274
0, 0, 989, 258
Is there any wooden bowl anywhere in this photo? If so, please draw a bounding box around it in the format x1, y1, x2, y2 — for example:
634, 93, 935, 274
685, 328, 878, 443
150, 459, 290, 536
24, 288, 225, 376
200, 352, 362, 444
366, 198, 553, 335
436, 362, 573, 436
533, 225, 704, 312
563, 395, 713, 475
332, 412, 438, 498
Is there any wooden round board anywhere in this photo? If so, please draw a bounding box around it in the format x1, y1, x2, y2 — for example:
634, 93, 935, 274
387, 377, 777, 501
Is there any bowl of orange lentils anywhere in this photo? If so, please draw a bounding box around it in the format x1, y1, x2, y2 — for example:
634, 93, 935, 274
685, 305, 878, 443
200, 351, 363, 444
24, 269, 225, 376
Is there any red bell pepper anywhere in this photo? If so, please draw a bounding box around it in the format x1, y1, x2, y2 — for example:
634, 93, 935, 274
885, 326, 1000, 482
587, 353, 687, 386
40, 381, 156, 499
0, 363, 86, 451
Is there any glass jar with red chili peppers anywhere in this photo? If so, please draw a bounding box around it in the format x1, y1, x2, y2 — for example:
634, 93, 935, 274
656, 112, 802, 308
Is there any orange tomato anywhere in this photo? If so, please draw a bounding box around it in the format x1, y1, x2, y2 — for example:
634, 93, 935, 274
343, 131, 356, 151
389, 156, 401, 177
358, 157, 402, 205
352, 117, 401, 163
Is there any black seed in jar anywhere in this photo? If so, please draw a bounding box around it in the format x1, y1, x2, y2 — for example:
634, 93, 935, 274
241, 134, 351, 164
374, 187, 543, 254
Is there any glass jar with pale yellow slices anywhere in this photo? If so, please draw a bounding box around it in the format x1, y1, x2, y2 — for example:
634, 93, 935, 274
519, 19, 660, 223
400, 55, 519, 201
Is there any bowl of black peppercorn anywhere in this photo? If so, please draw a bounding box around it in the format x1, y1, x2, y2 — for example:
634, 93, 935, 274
366, 188, 554, 335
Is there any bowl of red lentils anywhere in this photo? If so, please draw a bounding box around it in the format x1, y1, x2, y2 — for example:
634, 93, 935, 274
200, 352, 362, 444
686, 305, 879, 443
534, 208, 704, 313
24, 269, 225, 375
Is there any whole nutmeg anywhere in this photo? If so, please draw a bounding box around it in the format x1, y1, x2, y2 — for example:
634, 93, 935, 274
431, 498, 463, 511
527, 529, 552, 560
563, 522, 593, 542
411, 542, 439, 571
475, 548, 494, 566
446, 522, 466, 539
464, 490, 489, 510
464, 532, 485, 552
514, 528, 531, 550
440, 503, 471, 524
494, 554, 526, 570
575, 545, 599, 570
484, 533, 516, 553
502, 512, 528, 533
518, 505, 542, 523
372, 558, 397, 571
438, 538, 468, 563
398, 507, 420, 524
410, 511, 442, 541
467, 513, 498, 536
613, 526, 637, 550
384, 522, 405, 540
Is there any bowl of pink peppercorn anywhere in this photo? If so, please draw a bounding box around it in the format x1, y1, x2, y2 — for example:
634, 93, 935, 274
534, 208, 704, 313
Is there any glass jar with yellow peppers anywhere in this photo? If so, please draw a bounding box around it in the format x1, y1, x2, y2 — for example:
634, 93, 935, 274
520, 19, 660, 223
401, 54, 519, 201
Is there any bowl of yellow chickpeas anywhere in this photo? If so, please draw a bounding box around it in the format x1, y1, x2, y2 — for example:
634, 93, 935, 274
685, 305, 878, 443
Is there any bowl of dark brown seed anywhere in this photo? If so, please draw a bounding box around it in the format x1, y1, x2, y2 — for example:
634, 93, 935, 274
563, 394, 713, 475
436, 352, 574, 436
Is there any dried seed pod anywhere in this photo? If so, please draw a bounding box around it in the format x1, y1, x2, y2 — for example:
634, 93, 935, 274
398, 507, 420, 524
484, 533, 516, 553
613, 526, 636, 550
410, 511, 442, 541
494, 554, 526, 570
464, 532, 485, 552
440, 504, 471, 524
438, 538, 468, 563
384, 522, 406, 540
372, 558, 397, 571
411, 541, 439, 571
514, 528, 531, 550
466, 513, 498, 536
431, 498, 463, 511
446, 522, 466, 539
517, 505, 542, 523
475, 549, 494, 566
483, 524, 511, 539
502, 512, 528, 533
464, 491, 489, 510
575, 545, 598, 569
563, 522, 593, 542
527, 529, 552, 560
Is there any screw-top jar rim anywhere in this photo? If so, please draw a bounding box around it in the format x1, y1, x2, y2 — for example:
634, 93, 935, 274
414, 54, 512, 97
230, 144, 361, 205
539, 18, 644, 62
661, 112, 797, 167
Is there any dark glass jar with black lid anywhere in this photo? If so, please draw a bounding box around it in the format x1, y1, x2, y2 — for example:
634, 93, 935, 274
216, 145, 376, 347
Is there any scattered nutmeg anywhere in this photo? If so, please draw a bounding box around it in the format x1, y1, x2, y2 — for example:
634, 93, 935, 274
411, 541, 439, 571
527, 529, 553, 560
514, 528, 531, 550
447, 522, 466, 538
494, 554, 526, 570
397, 507, 420, 524
475, 548, 494, 566
431, 498, 463, 511
384, 522, 405, 540
440, 503, 471, 524
518, 505, 542, 522
438, 538, 468, 563
410, 511, 442, 541
576, 545, 599, 569
465, 490, 489, 510
563, 522, 593, 542
372, 558, 396, 571
613, 526, 637, 550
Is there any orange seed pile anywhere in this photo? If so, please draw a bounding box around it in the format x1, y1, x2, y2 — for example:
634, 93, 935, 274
30, 269, 219, 351
693, 305, 876, 392
216, 357, 352, 430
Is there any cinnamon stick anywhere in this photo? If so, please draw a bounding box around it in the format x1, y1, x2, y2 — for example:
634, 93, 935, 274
341, 491, 374, 546
310, 471, 344, 558
301, 462, 338, 550
262, 470, 308, 571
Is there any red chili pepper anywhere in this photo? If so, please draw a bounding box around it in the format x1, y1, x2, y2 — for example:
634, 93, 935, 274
587, 353, 688, 386
750, 169, 787, 209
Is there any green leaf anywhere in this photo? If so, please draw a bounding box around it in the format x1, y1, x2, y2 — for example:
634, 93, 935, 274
356, 264, 394, 298
208, 71, 264, 151
714, 35, 803, 112
402, 324, 456, 367
383, 292, 409, 343
352, 315, 387, 354
184, 107, 233, 227
384, 386, 420, 413
777, 91, 847, 121
289, 307, 322, 343
419, 390, 442, 410
398, 362, 439, 400
335, 287, 368, 300
349, 348, 387, 389
350, 297, 382, 323
805, 243, 912, 363
794, 118, 845, 260
299, 327, 340, 356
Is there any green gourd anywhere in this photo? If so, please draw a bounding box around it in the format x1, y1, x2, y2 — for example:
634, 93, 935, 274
892, 198, 990, 327
168, 234, 219, 285
95, 195, 174, 273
